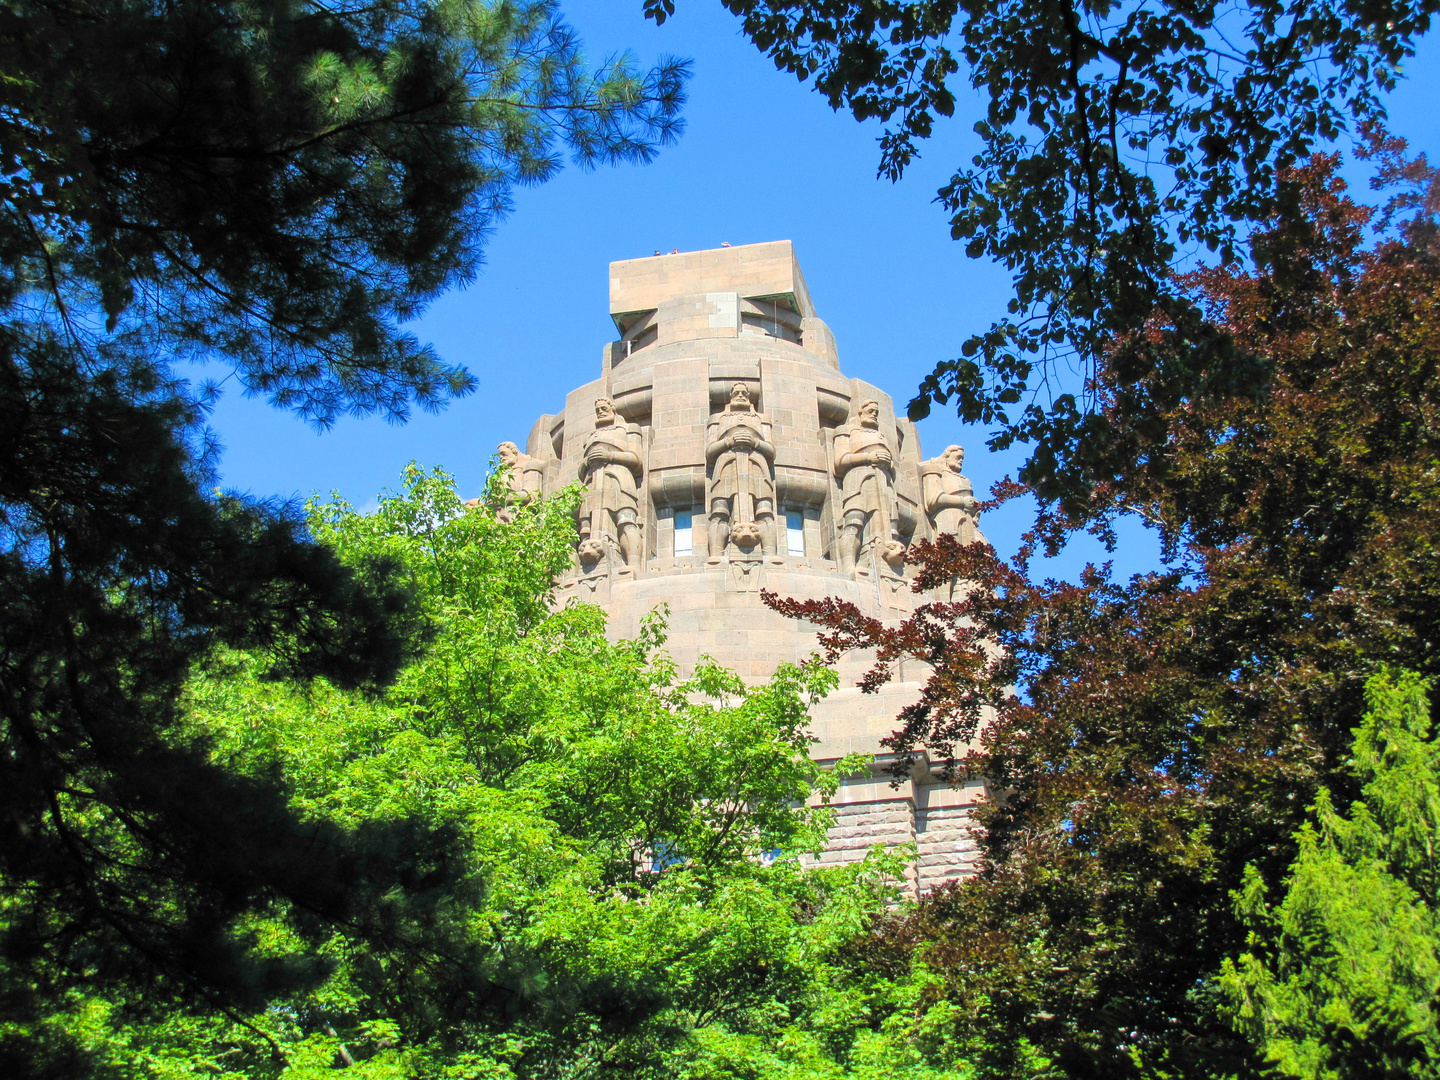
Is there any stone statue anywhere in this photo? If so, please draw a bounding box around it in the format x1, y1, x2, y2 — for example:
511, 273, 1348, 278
921, 444, 980, 545
705, 382, 776, 556
494, 440, 542, 523
832, 399, 900, 576
580, 396, 644, 568
576, 536, 606, 572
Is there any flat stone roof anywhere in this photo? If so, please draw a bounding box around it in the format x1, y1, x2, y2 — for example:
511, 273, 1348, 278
609, 240, 816, 322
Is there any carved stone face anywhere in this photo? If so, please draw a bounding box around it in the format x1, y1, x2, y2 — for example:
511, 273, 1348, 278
730, 383, 752, 409
943, 445, 965, 473
882, 539, 907, 570
594, 397, 616, 422
730, 521, 762, 550
859, 400, 880, 427
577, 537, 605, 568
497, 441, 521, 466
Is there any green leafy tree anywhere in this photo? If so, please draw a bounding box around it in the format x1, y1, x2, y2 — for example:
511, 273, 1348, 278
1, 2, 685, 1072
679, 0, 1436, 505
10, 465, 968, 1080
765, 147, 1440, 1077
1221, 670, 1440, 1079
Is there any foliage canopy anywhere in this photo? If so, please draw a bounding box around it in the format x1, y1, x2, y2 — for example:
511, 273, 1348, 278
1, 0, 687, 1069
4, 0, 686, 422
1222, 671, 1440, 1079
766, 149, 1440, 1077
683, 0, 1439, 506
5, 466, 974, 1080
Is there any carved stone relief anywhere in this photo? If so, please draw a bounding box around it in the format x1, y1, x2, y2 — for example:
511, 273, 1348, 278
729, 554, 764, 593
920, 444, 980, 545
494, 441, 543, 522
705, 383, 776, 559
831, 399, 903, 576
576, 536, 606, 572
579, 396, 645, 569
465, 440, 545, 519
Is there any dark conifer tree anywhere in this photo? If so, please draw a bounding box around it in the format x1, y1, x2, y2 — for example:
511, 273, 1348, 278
0, 0, 686, 1072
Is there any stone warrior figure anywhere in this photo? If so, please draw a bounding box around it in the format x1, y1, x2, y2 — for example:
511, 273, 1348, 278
493, 441, 543, 523
579, 396, 644, 568
705, 382, 776, 556
463, 441, 542, 518
921, 444, 980, 545
832, 399, 902, 575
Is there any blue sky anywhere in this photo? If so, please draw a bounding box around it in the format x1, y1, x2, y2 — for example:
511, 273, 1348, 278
203, 1, 1440, 581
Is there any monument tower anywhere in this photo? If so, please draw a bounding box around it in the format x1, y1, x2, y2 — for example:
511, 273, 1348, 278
500, 241, 985, 893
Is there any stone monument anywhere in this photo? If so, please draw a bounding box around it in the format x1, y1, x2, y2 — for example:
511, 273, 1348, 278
497, 241, 989, 894
706, 381, 776, 558
921, 444, 980, 546
495, 440, 543, 522
579, 396, 645, 569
